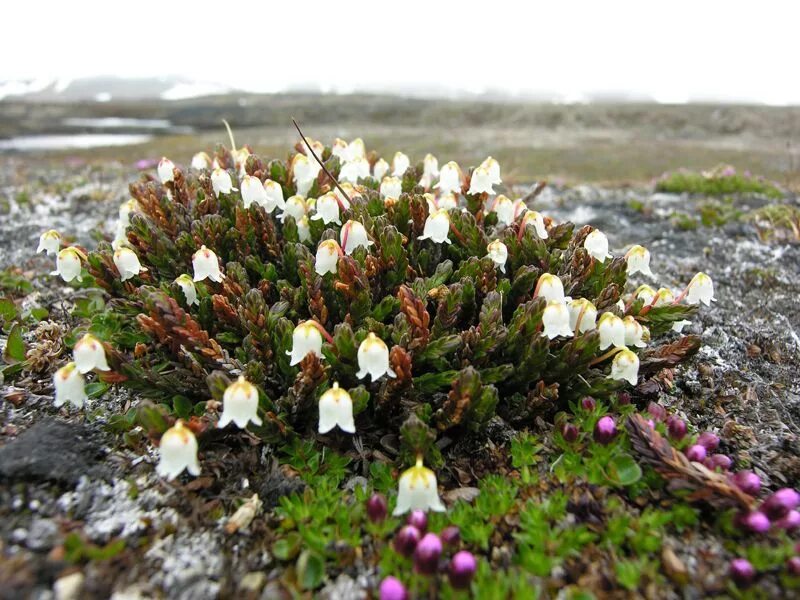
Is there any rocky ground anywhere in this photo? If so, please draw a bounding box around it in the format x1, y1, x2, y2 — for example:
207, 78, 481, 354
0, 156, 798, 599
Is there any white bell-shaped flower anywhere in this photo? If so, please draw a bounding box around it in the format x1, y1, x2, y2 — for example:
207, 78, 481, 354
542, 300, 574, 339
418, 209, 451, 244
340, 220, 373, 254
53, 247, 83, 283
424, 193, 438, 212
348, 138, 366, 160
311, 192, 342, 225
287, 321, 324, 366
118, 199, 138, 228
240, 175, 268, 209
584, 230, 612, 263
434, 161, 462, 195
175, 274, 199, 306
392, 151, 410, 176
467, 165, 496, 195
686, 272, 715, 306
73, 333, 110, 373
334, 183, 356, 210
392, 456, 446, 515
534, 273, 566, 303
597, 313, 627, 350
234, 147, 252, 176
479, 157, 501, 184
654, 287, 674, 307
672, 319, 692, 333
53, 362, 87, 409
156, 420, 201, 480
623, 316, 647, 348
609, 348, 640, 385
635, 284, 656, 304
568, 298, 597, 333
279, 195, 308, 223
318, 382, 355, 434
625, 245, 654, 277
297, 216, 311, 242
492, 195, 515, 226
380, 176, 403, 201
373, 158, 390, 181
419, 153, 439, 188
113, 247, 146, 282
292, 153, 320, 196
436, 192, 458, 211
486, 240, 508, 273
339, 157, 370, 184
158, 157, 175, 184
192, 245, 225, 282
191, 152, 211, 170
211, 167, 236, 197
356, 332, 396, 381
521, 210, 548, 239
331, 138, 348, 161
262, 180, 286, 213
219, 376, 262, 429
315, 239, 341, 275
37, 230, 61, 256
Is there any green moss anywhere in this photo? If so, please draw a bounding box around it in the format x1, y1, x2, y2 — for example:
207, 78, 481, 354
656, 166, 783, 199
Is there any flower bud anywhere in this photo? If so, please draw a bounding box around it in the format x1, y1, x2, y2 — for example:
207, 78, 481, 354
561, 423, 579, 442
366, 493, 388, 523
448, 550, 477, 589
729, 558, 755, 587
775, 509, 800, 531
666, 416, 687, 440
731, 470, 761, 495
696, 432, 720, 452
413, 533, 443, 575
685, 444, 707, 463
594, 416, 617, 445
647, 402, 666, 422
440, 525, 461, 546
706, 454, 732, 471
407, 509, 428, 533
581, 397, 596, 411
394, 525, 421, 557
787, 556, 800, 576
379, 576, 408, 600
157, 157, 175, 183
617, 391, 632, 405
762, 488, 800, 520
740, 510, 770, 533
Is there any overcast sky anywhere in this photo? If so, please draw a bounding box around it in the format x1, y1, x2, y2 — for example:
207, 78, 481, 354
3, 0, 798, 104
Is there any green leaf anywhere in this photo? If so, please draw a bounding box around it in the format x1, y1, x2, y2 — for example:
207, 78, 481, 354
273, 532, 301, 561
296, 550, 325, 590
85, 382, 110, 398
0, 297, 17, 322
607, 454, 642, 486
4, 323, 26, 362
172, 395, 193, 419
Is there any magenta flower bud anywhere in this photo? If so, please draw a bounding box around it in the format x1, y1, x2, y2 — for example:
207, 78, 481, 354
740, 511, 771, 534
561, 423, 578, 443
413, 533, 443, 575
787, 556, 800, 576
706, 454, 732, 471
581, 396, 596, 411
729, 558, 755, 586
775, 510, 800, 531
685, 444, 707, 463
666, 416, 686, 440
593, 416, 617, 445
617, 391, 631, 405
440, 525, 461, 546
394, 525, 421, 557
407, 509, 428, 533
448, 550, 477, 589
646, 419, 656, 430
647, 402, 666, 422
731, 471, 761, 495
379, 576, 408, 600
762, 488, 800, 520
696, 432, 720, 452
367, 493, 388, 523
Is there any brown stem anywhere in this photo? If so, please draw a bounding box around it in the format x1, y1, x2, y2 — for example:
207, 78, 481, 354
292, 118, 351, 208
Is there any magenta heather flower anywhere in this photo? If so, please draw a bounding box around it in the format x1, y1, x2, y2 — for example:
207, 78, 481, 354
413, 533, 443, 575
666, 416, 686, 440
729, 558, 755, 586
440, 525, 461, 547
705, 454, 732, 471
379, 576, 408, 600
561, 423, 579, 443
774, 510, 800, 531
696, 432, 720, 452
617, 391, 631, 405
448, 550, 477, 589
762, 488, 800, 520
740, 511, 771, 534
647, 402, 666, 422
594, 416, 617, 445
367, 493, 388, 523
731, 471, 761, 495
685, 444, 707, 463
581, 396, 596, 411
407, 509, 428, 533
787, 556, 800, 576
394, 525, 421, 557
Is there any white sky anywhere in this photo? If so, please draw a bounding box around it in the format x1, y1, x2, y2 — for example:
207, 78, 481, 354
2, 0, 799, 104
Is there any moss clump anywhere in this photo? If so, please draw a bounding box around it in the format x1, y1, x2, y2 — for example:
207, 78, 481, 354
656, 165, 783, 198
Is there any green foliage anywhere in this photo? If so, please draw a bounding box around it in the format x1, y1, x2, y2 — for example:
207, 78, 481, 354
656, 166, 783, 198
